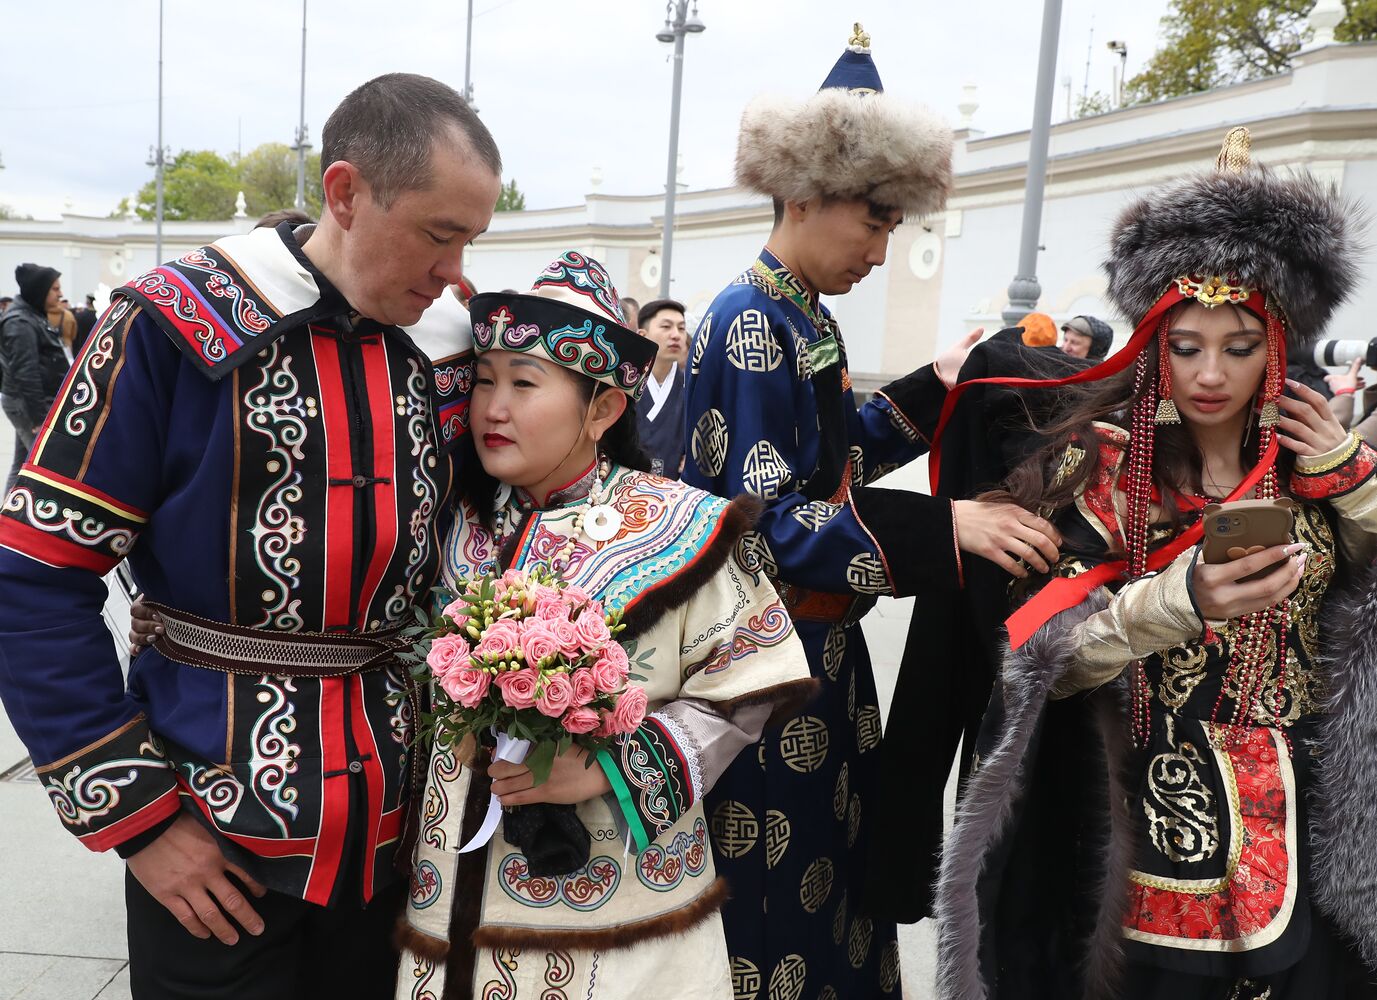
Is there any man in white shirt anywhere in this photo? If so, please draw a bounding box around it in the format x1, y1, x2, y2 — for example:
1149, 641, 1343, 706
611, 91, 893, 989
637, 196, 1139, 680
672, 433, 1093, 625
634, 298, 688, 477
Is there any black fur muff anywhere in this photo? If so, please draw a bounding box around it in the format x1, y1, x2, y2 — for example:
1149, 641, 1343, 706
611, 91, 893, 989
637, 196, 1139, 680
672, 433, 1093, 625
502, 803, 591, 877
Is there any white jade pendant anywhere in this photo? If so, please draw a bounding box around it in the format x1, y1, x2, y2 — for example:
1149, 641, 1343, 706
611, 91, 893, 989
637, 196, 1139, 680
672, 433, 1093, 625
582, 505, 622, 542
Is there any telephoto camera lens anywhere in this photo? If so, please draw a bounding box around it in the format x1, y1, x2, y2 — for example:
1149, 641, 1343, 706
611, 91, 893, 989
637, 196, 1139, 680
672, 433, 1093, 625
1314, 338, 1377, 369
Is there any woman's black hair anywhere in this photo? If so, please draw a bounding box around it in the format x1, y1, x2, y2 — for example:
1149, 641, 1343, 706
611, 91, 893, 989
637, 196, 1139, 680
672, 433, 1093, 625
457, 368, 654, 526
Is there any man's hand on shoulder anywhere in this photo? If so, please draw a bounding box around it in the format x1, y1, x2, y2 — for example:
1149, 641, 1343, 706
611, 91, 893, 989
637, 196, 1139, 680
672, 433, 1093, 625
126, 813, 268, 945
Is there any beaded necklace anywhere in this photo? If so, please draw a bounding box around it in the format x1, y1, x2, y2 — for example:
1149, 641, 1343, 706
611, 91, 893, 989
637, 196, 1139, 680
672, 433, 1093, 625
1126, 314, 1292, 753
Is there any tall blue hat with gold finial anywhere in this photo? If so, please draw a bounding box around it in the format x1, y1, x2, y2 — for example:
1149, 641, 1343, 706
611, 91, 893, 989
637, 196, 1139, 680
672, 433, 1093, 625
735, 23, 952, 218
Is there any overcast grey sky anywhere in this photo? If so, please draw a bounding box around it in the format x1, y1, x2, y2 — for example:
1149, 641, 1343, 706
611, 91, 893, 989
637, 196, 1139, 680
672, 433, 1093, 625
1, 0, 1172, 219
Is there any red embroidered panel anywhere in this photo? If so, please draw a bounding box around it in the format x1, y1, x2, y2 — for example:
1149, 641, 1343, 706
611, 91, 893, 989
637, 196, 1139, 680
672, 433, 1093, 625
1081, 427, 1129, 545
1123, 723, 1293, 949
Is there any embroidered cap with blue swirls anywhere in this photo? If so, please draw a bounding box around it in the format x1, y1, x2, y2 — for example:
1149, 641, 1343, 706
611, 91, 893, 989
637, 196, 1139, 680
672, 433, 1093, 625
469, 252, 658, 400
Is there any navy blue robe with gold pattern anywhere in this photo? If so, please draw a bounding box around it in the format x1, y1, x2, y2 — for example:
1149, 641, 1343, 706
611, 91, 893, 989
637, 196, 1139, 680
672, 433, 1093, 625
683, 247, 962, 999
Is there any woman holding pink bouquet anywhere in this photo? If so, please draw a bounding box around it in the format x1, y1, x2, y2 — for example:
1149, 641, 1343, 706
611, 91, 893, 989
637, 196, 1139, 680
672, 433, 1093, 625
395, 252, 814, 999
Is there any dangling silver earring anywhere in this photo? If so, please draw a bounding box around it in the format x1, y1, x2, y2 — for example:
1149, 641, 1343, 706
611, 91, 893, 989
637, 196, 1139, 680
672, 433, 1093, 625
582, 453, 621, 542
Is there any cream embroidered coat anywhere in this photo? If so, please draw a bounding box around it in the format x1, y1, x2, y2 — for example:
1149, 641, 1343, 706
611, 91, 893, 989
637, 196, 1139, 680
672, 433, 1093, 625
397, 466, 813, 999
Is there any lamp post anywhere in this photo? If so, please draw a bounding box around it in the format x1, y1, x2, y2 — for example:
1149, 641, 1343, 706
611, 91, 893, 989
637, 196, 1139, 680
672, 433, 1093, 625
292, 0, 310, 211
655, 1, 705, 298
1106, 40, 1128, 108
463, 0, 477, 109
1002, 0, 1063, 326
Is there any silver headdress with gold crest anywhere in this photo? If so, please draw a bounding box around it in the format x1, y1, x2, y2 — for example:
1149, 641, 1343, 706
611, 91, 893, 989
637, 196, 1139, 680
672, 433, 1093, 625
734, 23, 953, 219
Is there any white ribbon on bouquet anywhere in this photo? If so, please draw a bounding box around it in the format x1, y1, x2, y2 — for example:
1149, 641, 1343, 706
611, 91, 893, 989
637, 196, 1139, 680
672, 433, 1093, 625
457, 730, 531, 855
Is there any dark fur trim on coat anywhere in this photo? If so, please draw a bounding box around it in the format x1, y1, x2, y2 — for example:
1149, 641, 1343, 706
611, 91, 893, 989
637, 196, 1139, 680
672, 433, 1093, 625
935, 591, 1127, 1000
1105, 166, 1365, 345
1311, 561, 1377, 969
717, 676, 822, 729
470, 875, 730, 951
1083, 678, 1132, 999
618, 495, 764, 640
395, 917, 450, 961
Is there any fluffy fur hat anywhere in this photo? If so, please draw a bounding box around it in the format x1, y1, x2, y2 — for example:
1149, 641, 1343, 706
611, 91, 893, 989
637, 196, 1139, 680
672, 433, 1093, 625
735, 88, 953, 219
1105, 129, 1366, 345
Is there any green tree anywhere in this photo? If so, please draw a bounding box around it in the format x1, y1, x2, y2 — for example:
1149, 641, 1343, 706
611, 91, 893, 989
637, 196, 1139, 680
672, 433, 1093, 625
127, 149, 240, 221
495, 178, 526, 212
238, 142, 322, 219
1125, 0, 1377, 105
115, 142, 323, 222
1337, 0, 1377, 39
1074, 91, 1113, 118
1124, 0, 1309, 104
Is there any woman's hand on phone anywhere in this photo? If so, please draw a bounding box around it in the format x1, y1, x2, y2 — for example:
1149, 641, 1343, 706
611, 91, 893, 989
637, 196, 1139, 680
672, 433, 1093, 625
1192, 543, 1306, 622
1278, 379, 1350, 457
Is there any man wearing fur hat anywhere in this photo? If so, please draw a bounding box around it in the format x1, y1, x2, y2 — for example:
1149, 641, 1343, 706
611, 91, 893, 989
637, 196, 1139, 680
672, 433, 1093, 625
683, 25, 1063, 998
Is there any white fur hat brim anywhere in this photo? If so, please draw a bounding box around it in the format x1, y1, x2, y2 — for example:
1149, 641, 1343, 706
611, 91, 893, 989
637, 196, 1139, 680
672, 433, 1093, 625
735, 89, 954, 218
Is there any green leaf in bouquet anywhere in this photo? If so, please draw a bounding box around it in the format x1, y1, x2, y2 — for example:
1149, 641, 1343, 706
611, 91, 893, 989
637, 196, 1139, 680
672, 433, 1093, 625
524, 740, 557, 786
412, 606, 428, 625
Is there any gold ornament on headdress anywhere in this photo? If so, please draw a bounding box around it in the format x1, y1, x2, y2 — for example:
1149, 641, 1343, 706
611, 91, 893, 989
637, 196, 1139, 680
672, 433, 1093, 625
849, 22, 871, 52
1215, 126, 1252, 174
1175, 273, 1254, 307
1166, 128, 1260, 315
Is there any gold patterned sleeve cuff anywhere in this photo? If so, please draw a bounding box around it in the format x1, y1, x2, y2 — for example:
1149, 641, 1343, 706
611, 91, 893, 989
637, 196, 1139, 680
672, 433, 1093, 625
1295, 432, 1361, 475
1053, 549, 1202, 699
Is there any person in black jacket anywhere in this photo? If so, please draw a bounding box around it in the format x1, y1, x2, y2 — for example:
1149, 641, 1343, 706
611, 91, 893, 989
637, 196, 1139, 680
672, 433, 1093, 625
0, 264, 70, 490
633, 297, 688, 477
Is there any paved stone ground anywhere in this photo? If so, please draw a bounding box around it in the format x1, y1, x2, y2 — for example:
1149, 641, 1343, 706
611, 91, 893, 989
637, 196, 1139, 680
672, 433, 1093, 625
0, 435, 948, 999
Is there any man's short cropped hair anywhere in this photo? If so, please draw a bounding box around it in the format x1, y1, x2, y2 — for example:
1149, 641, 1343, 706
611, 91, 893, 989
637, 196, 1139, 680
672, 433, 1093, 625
321, 73, 502, 209
637, 298, 686, 330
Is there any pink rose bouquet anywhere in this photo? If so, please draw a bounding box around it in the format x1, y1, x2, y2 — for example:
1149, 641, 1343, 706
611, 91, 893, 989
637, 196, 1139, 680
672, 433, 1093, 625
400, 564, 648, 785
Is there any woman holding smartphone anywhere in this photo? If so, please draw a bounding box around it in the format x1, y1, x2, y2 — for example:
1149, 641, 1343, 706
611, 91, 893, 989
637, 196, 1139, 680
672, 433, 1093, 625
934, 128, 1377, 999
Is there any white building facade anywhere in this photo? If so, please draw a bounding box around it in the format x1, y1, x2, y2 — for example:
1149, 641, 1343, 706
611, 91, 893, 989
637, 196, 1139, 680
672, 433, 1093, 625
1, 40, 1373, 381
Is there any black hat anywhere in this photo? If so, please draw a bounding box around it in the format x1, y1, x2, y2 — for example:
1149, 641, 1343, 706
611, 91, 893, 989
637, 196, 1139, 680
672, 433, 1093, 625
15, 263, 60, 313
1104, 127, 1364, 346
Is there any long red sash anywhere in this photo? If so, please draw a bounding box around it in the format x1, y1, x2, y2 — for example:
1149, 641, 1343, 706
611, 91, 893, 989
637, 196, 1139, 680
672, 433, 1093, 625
1003, 436, 1278, 649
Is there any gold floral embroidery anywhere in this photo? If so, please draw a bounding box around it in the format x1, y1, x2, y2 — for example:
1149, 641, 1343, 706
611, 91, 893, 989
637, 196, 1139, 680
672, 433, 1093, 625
1158, 645, 1210, 710
1143, 716, 1220, 863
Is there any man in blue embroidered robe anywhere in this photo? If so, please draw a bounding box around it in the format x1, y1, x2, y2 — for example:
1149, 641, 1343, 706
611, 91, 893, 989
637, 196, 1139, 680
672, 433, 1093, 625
683, 30, 1063, 999
0, 75, 496, 997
